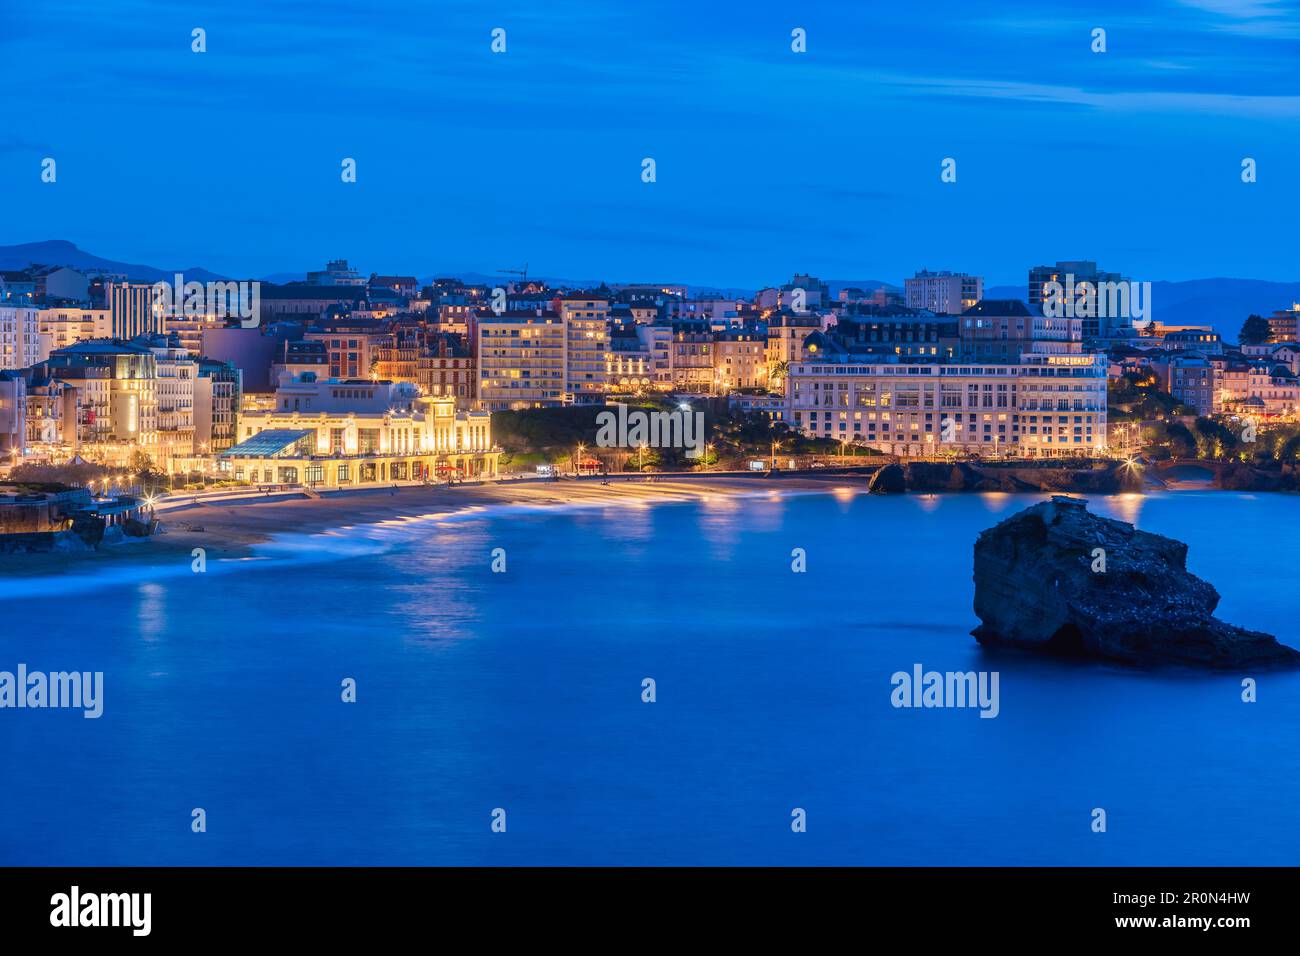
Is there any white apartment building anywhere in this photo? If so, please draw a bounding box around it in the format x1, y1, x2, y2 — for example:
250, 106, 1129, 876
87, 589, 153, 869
0, 304, 41, 370
38, 306, 110, 353
559, 297, 610, 403
905, 271, 983, 315
476, 313, 567, 410
637, 324, 673, 388
787, 354, 1108, 457
151, 342, 197, 468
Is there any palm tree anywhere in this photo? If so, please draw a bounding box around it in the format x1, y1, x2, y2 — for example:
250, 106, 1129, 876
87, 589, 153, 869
768, 360, 789, 393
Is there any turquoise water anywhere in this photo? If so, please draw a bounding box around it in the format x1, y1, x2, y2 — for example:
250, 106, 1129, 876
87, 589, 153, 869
2, 488, 1298, 865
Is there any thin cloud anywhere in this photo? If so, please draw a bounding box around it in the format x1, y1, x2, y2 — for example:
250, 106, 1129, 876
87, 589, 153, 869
1172, 0, 1300, 36
875, 71, 1300, 118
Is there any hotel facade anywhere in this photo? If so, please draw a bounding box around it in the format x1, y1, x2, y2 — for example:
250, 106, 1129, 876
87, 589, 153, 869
787, 353, 1108, 457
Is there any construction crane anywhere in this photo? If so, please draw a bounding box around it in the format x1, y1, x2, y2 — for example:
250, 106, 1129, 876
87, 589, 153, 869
498, 263, 529, 285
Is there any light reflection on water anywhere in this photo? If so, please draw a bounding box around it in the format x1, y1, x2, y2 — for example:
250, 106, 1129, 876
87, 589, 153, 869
2, 490, 1298, 866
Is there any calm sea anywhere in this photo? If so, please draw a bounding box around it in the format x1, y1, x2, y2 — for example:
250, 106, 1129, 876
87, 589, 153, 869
2, 489, 1297, 865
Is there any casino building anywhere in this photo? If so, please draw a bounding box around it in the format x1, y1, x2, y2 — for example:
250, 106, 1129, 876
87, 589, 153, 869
219, 372, 496, 486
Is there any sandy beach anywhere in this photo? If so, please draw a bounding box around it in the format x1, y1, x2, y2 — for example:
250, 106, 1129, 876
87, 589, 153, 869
0, 474, 863, 577
159, 474, 859, 546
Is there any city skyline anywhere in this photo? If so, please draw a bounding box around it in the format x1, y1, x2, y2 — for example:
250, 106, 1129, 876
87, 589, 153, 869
3, 0, 1300, 287
6, 238, 1300, 300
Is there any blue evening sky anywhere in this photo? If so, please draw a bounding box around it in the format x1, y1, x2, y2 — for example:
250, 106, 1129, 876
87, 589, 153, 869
2, 0, 1298, 287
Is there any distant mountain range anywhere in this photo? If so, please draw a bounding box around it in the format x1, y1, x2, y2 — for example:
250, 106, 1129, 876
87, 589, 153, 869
984, 281, 1300, 337
2, 241, 1296, 337
0, 240, 229, 285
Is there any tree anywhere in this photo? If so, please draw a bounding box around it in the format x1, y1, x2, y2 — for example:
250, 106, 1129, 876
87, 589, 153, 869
127, 449, 158, 476
1194, 417, 1238, 460
631, 446, 661, 471
1165, 422, 1197, 459
768, 360, 789, 392
1238, 314, 1271, 346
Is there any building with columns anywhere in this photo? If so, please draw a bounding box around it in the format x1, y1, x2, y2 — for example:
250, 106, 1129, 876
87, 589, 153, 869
221, 372, 496, 485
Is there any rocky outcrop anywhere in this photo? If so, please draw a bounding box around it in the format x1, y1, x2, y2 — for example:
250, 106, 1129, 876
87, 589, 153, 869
867, 461, 1140, 494
122, 516, 156, 537
0, 530, 96, 554
1215, 462, 1300, 492
971, 495, 1300, 669
69, 511, 105, 548
866, 463, 907, 494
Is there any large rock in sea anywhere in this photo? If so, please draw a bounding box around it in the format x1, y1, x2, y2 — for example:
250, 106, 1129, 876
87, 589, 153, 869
971, 495, 1300, 669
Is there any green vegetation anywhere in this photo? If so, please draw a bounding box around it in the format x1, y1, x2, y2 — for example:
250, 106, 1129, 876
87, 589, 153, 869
1107, 372, 1195, 422
11, 450, 171, 495
127, 450, 167, 487
0, 481, 76, 496
496, 451, 550, 471
492, 405, 613, 460
10, 461, 113, 488
491, 400, 877, 472
1238, 314, 1270, 347
1150, 417, 1300, 464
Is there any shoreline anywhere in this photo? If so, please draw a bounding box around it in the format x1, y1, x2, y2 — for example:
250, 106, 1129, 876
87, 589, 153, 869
0, 476, 859, 577
161, 474, 863, 544
0, 471, 1251, 578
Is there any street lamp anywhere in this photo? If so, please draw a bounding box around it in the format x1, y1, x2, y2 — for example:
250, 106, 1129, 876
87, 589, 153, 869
575, 441, 587, 477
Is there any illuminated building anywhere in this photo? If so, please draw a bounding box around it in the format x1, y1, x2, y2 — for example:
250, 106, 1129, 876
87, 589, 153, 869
713, 329, 767, 391
222, 373, 496, 485
905, 270, 983, 315
787, 353, 1108, 458
475, 312, 566, 410
39, 340, 158, 464
557, 296, 611, 403
1, 303, 41, 370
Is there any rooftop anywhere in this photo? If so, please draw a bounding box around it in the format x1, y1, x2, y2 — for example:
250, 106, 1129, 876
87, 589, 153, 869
962, 299, 1041, 318
220, 429, 314, 458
